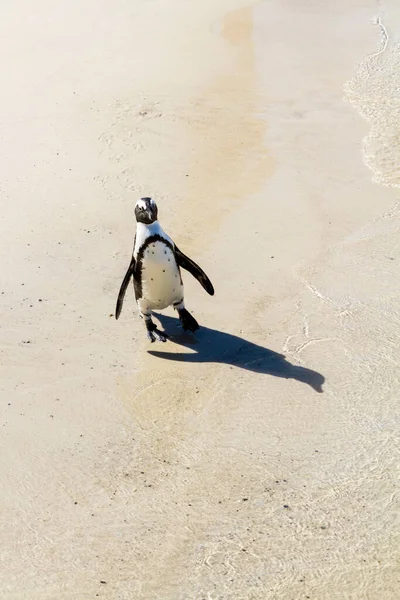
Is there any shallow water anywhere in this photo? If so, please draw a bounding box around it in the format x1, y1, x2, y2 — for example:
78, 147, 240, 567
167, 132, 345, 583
345, 3, 400, 186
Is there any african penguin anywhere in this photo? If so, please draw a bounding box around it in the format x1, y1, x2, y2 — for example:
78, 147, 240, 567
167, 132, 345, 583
115, 197, 214, 342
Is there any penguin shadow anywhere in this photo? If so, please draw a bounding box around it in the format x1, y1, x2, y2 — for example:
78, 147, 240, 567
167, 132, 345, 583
149, 314, 325, 393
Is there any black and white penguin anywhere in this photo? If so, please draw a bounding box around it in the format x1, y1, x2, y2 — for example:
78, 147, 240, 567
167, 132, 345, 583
115, 197, 214, 342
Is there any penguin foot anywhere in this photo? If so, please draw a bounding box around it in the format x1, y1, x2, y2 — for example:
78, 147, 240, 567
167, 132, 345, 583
145, 319, 168, 343
178, 308, 199, 332
147, 328, 168, 343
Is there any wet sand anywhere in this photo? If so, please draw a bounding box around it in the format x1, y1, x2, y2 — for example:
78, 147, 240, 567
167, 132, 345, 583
1, 1, 399, 599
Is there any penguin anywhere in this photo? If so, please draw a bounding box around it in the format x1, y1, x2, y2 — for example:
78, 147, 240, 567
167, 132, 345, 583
115, 197, 214, 342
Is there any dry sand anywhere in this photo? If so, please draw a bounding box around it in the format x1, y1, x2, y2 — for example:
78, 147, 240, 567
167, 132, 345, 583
1, 0, 399, 599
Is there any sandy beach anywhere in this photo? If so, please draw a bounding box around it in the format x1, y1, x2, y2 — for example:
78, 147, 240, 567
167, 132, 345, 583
1, 1, 399, 599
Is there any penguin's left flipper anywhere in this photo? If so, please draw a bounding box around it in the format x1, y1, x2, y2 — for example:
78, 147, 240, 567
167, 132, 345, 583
174, 246, 214, 296
115, 257, 135, 319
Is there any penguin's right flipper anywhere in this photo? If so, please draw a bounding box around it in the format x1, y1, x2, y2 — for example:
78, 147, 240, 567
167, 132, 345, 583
115, 257, 135, 319
174, 246, 214, 296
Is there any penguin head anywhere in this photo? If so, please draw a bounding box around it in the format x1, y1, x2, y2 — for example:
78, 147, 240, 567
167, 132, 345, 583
135, 197, 158, 224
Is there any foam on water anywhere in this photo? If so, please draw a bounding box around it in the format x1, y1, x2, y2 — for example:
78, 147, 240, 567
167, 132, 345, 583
344, 8, 400, 187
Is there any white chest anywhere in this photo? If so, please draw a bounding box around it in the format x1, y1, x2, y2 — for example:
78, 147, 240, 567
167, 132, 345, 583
139, 241, 183, 309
